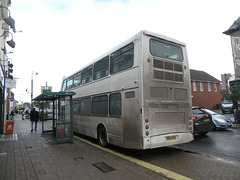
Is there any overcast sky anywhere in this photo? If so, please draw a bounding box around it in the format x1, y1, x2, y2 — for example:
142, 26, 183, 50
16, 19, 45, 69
8, 0, 240, 103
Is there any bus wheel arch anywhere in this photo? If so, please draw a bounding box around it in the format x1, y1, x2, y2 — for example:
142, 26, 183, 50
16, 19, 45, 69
97, 124, 108, 147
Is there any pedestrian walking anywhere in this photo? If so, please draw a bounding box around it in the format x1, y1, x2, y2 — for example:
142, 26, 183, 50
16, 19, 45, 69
10, 110, 15, 120
30, 108, 39, 132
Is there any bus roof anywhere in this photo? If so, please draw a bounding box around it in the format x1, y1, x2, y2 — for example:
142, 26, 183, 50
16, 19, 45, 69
63, 30, 186, 80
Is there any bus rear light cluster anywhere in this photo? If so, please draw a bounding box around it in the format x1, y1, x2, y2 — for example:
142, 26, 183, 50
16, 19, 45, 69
145, 118, 149, 136
147, 58, 151, 62
189, 120, 193, 131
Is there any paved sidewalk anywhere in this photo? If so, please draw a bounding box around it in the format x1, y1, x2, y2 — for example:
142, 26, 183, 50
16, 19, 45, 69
0, 115, 169, 180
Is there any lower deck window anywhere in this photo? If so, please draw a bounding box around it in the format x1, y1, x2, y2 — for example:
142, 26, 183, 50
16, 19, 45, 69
92, 95, 108, 116
110, 93, 121, 117
80, 97, 91, 115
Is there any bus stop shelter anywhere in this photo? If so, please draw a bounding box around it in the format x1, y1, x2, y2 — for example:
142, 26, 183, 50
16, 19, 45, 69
33, 90, 76, 144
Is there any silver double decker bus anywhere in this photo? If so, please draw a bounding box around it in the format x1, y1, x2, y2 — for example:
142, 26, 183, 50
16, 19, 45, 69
61, 30, 193, 149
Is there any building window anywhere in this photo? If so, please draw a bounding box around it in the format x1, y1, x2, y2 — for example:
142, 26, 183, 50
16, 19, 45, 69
200, 82, 203, 92
214, 83, 217, 92
208, 82, 211, 92
193, 82, 197, 91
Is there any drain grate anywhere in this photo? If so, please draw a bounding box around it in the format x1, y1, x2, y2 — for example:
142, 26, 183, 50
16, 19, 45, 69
93, 162, 115, 173
25, 145, 32, 149
74, 157, 84, 161
0, 134, 18, 141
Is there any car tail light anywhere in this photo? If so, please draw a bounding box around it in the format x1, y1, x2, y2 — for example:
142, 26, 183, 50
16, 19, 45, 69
192, 116, 200, 120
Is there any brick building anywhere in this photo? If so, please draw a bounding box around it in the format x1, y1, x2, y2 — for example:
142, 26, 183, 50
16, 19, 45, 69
190, 69, 222, 110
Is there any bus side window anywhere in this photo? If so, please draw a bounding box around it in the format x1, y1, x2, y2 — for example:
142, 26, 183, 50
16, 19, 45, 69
92, 95, 108, 116
74, 72, 81, 87
67, 77, 73, 89
110, 43, 134, 74
93, 56, 109, 80
73, 99, 80, 115
81, 65, 93, 84
62, 79, 67, 91
109, 93, 121, 117
79, 97, 91, 115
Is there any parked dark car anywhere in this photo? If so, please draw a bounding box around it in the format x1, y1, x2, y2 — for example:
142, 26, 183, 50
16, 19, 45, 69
192, 106, 215, 135
201, 108, 233, 130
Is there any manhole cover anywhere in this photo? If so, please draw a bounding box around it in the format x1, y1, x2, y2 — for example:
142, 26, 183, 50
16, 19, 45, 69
93, 162, 115, 173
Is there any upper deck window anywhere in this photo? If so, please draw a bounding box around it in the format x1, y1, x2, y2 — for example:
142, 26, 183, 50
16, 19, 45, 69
81, 65, 93, 85
93, 56, 109, 80
67, 76, 73, 89
110, 43, 134, 74
62, 79, 67, 91
74, 72, 81, 87
150, 39, 183, 62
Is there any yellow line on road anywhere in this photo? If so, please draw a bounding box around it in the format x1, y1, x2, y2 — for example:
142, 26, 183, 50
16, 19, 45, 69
74, 136, 193, 180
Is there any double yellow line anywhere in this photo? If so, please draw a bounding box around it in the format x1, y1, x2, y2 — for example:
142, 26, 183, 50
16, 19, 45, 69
74, 136, 192, 180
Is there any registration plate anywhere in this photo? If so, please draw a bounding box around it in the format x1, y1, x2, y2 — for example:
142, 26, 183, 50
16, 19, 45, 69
204, 118, 210, 122
165, 135, 177, 141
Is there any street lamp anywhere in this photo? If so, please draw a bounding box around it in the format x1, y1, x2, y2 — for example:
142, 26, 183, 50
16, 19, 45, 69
0, 31, 16, 48
0, 5, 16, 33
31, 71, 38, 107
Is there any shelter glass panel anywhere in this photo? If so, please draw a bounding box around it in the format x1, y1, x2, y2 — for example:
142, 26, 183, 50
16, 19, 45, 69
58, 97, 70, 123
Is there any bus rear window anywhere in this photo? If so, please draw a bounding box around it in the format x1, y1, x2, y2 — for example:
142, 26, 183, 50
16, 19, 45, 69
150, 39, 183, 62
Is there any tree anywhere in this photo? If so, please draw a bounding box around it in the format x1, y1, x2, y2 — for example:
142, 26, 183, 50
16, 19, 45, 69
222, 85, 240, 102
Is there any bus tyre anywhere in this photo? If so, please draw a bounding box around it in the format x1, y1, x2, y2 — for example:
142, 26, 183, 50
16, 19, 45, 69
97, 126, 108, 147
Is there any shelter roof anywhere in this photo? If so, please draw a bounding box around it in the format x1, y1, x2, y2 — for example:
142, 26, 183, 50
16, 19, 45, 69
33, 90, 76, 101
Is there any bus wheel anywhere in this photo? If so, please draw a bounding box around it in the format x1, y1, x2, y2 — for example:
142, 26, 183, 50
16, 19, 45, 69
97, 126, 108, 147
